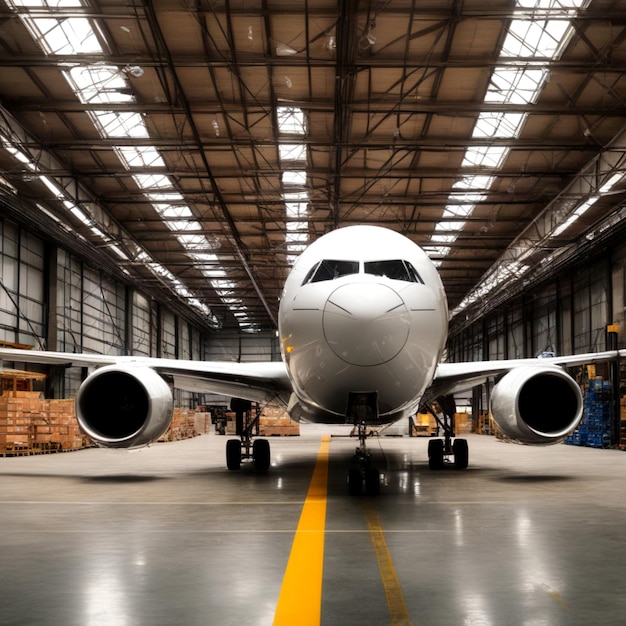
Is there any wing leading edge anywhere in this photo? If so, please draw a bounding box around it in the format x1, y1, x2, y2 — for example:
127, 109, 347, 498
0, 347, 292, 407
428, 349, 626, 403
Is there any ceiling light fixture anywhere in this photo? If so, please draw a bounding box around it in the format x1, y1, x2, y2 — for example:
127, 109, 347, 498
123, 65, 144, 78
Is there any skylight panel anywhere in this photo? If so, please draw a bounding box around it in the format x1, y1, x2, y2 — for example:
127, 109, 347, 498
67, 205, 91, 226
90, 225, 107, 240
485, 68, 547, 105
516, 0, 586, 8
286, 221, 308, 232
444, 204, 475, 218
462, 146, 509, 169
552, 196, 599, 237
436, 220, 465, 233
153, 205, 194, 219
190, 252, 219, 263
110, 245, 129, 261
277, 107, 306, 135
65, 66, 132, 105
599, 172, 626, 194
501, 20, 569, 58
200, 269, 226, 279
91, 112, 147, 138
115, 146, 166, 170
452, 175, 495, 191
165, 220, 202, 233
473, 113, 526, 139
145, 192, 185, 203
283, 191, 309, 200
282, 171, 307, 186
11, 13, 102, 55
2, 141, 34, 166
455, 260, 530, 313
132, 174, 173, 191
39, 175, 63, 197
279, 144, 307, 161
286, 232, 309, 243
285, 202, 308, 218
177, 234, 211, 250
213, 279, 237, 291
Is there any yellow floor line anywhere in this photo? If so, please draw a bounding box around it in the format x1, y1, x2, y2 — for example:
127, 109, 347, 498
273, 435, 330, 626
364, 504, 413, 626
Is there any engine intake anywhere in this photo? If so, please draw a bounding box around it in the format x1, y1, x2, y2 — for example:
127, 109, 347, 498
490, 365, 583, 445
76, 365, 174, 448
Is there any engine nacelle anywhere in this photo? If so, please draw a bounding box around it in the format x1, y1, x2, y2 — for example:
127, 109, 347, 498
490, 365, 583, 445
76, 365, 174, 448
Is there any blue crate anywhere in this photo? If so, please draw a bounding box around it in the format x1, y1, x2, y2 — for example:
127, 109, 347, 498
585, 432, 612, 448
588, 379, 611, 392
565, 431, 587, 446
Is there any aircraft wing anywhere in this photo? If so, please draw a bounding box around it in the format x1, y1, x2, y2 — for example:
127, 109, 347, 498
430, 348, 626, 398
0, 347, 292, 406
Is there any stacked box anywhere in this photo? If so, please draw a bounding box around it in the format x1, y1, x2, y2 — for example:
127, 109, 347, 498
259, 405, 300, 436
47, 399, 85, 450
0, 395, 87, 455
194, 410, 211, 435
619, 396, 626, 451
220, 405, 300, 437
225, 411, 237, 435
455, 412, 473, 434
478, 411, 495, 436
158, 407, 207, 442
0, 396, 214, 454
411, 412, 436, 436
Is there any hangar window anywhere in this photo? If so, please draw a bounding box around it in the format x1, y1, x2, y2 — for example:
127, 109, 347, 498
303, 260, 359, 284
364, 260, 424, 283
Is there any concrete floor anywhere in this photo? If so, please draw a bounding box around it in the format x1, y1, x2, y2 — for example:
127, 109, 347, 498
1, 428, 626, 625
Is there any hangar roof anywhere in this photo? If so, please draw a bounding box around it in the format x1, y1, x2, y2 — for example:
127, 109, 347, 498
1, 0, 626, 336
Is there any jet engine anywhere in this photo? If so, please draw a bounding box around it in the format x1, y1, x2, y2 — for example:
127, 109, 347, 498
489, 365, 583, 445
76, 364, 174, 448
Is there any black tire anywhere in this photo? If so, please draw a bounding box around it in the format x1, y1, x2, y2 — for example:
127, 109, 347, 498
226, 439, 241, 470
365, 467, 380, 496
348, 467, 363, 495
453, 438, 469, 470
428, 438, 445, 470
253, 438, 271, 472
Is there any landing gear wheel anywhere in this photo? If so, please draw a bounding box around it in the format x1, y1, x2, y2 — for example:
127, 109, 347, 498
428, 439, 445, 470
226, 439, 241, 470
348, 468, 362, 495
365, 467, 380, 496
453, 438, 469, 470
253, 438, 271, 472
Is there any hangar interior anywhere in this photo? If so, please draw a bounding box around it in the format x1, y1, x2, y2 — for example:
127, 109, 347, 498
4, 2, 626, 625
1, 0, 626, 442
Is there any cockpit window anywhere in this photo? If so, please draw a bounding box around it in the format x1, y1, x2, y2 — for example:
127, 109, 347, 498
364, 260, 424, 283
303, 259, 359, 284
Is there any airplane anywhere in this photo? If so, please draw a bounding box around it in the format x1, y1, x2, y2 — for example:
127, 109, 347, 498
0, 225, 623, 494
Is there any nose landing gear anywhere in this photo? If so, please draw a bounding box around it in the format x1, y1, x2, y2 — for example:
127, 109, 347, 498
348, 421, 381, 495
346, 392, 381, 495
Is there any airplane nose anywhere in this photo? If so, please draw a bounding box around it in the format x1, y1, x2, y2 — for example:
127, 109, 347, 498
323, 283, 410, 366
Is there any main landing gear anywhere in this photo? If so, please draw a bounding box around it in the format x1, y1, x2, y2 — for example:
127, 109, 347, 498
225, 399, 271, 472
424, 396, 469, 470
346, 392, 381, 495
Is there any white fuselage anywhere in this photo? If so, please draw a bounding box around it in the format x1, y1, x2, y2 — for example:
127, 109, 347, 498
278, 225, 448, 424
